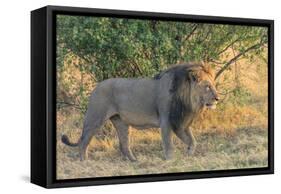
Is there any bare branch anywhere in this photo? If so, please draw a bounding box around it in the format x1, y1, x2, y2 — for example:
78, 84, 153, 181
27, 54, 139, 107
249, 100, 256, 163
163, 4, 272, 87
57, 101, 83, 110
217, 38, 241, 56
130, 60, 143, 75
215, 41, 266, 80
183, 24, 198, 42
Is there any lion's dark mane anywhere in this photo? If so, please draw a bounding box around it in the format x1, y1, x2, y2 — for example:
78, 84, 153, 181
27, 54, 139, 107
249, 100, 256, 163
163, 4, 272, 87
154, 64, 203, 131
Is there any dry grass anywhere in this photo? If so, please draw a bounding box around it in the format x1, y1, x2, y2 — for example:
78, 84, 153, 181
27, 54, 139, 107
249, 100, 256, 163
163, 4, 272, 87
56, 106, 268, 179
56, 55, 268, 179
193, 104, 267, 135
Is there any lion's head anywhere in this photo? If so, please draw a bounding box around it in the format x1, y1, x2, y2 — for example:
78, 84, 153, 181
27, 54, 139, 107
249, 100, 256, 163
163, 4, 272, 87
155, 63, 219, 130
189, 64, 219, 110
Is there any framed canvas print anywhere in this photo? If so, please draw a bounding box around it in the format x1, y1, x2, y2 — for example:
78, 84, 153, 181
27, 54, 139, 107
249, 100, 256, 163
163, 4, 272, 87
31, 5, 274, 188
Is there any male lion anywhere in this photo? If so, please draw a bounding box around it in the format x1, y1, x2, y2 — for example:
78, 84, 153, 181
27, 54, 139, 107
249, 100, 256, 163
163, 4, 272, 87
62, 63, 219, 161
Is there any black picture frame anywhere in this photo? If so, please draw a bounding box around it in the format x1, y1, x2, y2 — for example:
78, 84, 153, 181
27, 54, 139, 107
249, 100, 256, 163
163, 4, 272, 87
31, 5, 274, 188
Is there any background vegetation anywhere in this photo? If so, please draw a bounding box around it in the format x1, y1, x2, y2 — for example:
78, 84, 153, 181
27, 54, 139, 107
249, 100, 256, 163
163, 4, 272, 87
56, 15, 268, 179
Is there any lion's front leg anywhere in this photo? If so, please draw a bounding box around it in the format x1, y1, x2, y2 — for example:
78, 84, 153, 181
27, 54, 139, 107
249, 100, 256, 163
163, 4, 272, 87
186, 128, 196, 156
160, 122, 174, 160
173, 127, 197, 156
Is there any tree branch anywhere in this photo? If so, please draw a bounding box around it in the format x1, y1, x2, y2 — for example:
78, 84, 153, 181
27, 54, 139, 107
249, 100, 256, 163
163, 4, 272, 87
215, 41, 266, 80
177, 24, 198, 63
57, 101, 83, 110
129, 60, 143, 76
217, 37, 241, 56
183, 24, 198, 42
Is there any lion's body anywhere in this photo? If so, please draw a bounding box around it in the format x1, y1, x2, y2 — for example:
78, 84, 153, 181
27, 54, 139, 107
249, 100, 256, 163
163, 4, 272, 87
100, 78, 160, 129
62, 63, 219, 161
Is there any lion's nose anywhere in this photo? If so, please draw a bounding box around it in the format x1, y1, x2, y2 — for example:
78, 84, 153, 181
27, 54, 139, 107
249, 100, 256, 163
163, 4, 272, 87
215, 96, 219, 101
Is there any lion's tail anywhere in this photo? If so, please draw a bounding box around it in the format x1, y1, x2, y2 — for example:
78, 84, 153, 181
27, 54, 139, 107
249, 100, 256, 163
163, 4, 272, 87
61, 134, 79, 147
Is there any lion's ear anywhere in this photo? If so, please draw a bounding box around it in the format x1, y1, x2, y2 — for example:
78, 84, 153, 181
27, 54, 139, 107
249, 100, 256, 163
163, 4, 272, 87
188, 71, 200, 82
203, 63, 215, 79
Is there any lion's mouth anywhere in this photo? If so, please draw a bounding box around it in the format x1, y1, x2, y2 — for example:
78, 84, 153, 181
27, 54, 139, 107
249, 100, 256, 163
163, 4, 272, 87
205, 102, 217, 109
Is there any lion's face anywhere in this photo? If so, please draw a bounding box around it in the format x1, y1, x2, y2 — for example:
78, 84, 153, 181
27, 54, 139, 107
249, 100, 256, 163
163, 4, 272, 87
197, 80, 219, 109
190, 68, 219, 110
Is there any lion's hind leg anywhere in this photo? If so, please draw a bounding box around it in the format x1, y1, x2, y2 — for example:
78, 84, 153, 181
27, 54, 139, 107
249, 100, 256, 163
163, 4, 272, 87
110, 115, 137, 162
79, 120, 105, 161
79, 110, 111, 161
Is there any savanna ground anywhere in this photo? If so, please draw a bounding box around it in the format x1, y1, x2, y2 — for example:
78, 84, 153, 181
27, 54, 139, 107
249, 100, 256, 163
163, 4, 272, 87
56, 59, 268, 179
57, 111, 268, 179
56, 16, 268, 179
